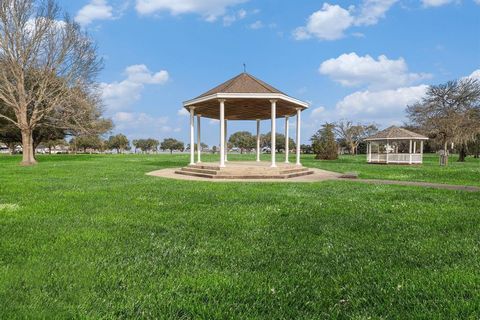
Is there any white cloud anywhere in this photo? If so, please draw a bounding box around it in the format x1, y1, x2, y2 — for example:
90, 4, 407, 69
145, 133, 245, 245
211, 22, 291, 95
177, 108, 190, 116
113, 112, 173, 134
467, 69, 480, 80
319, 52, 431, 89
101, 64, 169, 111
249, 20, 264, 29
294, 1, 398, 41
223, 8, 247, 26
354, 0, 398, 26
75, 0, 114, 27
475, 0, 480, 5
293, 3, 354, 40
421, 0, 454, 7
335, 85, 428, 122
311, 106, 326, 118
135, 0, 247, 21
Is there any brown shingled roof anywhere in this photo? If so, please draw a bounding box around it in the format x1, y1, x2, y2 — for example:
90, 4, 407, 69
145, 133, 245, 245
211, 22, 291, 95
365, 126, 428, 141
196, 72, 285, 98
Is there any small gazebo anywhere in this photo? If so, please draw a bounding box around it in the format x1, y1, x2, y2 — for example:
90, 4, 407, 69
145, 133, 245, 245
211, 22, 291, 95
177, 72, 312, 179
365, 126, 428, 164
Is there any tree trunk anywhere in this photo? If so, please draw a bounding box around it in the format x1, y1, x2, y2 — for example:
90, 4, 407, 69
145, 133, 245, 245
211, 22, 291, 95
458, 144, 467, 162
443, 141, 449, 166
20, 129, 37, 166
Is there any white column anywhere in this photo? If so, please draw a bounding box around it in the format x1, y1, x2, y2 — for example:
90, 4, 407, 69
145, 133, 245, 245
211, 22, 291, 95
420, 140, 424, 163
219, 100, 226, 167
296, 108, 301, 166
224, 120, 228, 162
413, 141, 417, 154
284, 116, 289, 163
367, 142, 372, 162
386, 142, 389, 164
256, 119, 261, 162
270, 100, 277, 167
197, 114, 202, 163
189, 107, 195, 165
409, 139, 413, 164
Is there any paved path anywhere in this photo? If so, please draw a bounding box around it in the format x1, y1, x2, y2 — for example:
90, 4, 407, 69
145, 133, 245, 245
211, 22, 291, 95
147, 167, 479, 192
353, 179, 480, 192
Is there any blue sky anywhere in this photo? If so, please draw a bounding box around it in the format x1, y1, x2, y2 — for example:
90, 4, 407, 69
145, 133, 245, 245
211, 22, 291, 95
59, 0, 479, 146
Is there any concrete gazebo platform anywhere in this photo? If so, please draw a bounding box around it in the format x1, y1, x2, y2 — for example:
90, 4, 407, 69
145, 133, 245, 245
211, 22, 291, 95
178, 72, 312, 179
365, 126, 429, 164
176, 161, 314, 179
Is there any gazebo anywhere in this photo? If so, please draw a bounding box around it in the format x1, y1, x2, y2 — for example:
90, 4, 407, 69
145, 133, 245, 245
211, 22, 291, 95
176, 72, 313, 179
365, 126, 429, 164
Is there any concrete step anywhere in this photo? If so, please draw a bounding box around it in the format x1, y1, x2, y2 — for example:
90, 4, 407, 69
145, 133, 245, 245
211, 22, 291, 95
181, 167, 218, 175
174, 170, 215, 179
285, 170, 315, 178
279, 167, 309, 174
175, 168, 315, 180
188, 164, 221, 171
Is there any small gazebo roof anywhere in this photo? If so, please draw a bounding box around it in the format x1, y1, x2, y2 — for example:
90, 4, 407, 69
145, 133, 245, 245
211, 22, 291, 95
183, 72, 308, 120
365, 126, 428, 141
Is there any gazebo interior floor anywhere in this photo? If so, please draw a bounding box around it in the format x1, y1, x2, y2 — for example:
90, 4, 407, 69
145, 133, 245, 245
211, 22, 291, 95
175, 161, 315, 179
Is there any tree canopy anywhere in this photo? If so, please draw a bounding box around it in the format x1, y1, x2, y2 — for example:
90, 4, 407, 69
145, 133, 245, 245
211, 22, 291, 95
160, 138, 184, 154
106, 134, 130, 153
0, 0, 110, 165
133, 139, 160, 153
407, 78, 480, 162
311, 123, 338, 160
228, 131, 255, 154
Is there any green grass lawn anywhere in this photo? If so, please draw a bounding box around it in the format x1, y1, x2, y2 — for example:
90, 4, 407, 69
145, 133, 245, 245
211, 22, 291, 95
1, 154, 479, 318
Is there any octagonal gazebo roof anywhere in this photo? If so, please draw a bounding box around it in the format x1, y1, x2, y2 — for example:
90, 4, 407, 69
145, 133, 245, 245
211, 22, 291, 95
365, 126, 428, 141
183, 72, 309, 120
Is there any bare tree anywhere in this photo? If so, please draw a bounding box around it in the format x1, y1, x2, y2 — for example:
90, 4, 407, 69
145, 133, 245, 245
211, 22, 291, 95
407, 78, 480, 163
0, 0, 104, 165
334, 120, 378, 155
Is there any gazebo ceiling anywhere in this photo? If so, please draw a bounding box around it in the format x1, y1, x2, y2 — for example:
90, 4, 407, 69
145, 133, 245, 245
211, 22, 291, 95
365, 126, 429, 141
183, 73, 309, 120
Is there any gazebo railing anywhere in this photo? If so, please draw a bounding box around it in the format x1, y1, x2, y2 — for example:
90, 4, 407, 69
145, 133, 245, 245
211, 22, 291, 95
368, 153, 423, 164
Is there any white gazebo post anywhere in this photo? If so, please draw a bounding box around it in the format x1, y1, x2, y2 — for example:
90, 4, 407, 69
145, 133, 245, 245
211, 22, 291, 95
420, 140, 424, 156
219, 100, 226, 167
256, 119, 261, 162
367, 142, 372, 162
224, 120, 228, 162
189, 107, 195, 165
285, 116, 289, 163
197, 114, 202, 163
270, 100, 277, 167
409, 139, 413, 164
386, 141, 389, 164
296, 108, 301, 166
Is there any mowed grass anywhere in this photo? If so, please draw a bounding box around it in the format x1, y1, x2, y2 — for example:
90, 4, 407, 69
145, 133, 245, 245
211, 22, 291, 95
0, 154, 479, 319
303, 153, 480, 186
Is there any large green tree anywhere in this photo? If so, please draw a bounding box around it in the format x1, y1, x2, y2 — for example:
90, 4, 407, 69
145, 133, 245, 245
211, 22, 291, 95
311, 123, 338, 160
133, 139, 160, 153
261, 132, 296, 153
160, 138, 184, 154
106, 134, 130, 153
228, 131, 255, 154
